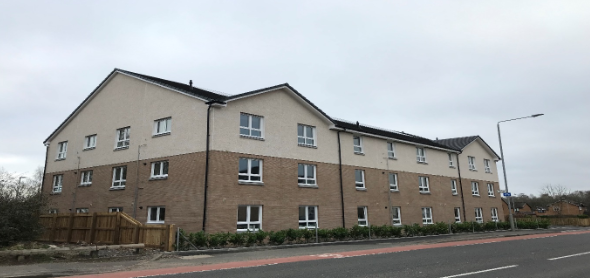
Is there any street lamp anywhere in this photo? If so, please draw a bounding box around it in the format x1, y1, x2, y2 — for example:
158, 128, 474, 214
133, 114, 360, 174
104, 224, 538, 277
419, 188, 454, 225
498, 113, 544, 231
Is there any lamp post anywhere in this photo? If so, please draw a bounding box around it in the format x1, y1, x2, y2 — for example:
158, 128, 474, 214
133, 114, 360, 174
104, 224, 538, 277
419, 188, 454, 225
498, 113, 544, 231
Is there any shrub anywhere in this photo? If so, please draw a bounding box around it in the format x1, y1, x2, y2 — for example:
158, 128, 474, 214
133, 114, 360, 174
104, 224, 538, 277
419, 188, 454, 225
331, 227, 349, 241
434, 222, 450, 235
317, 228, 331, 242
538, 220, 551, 229
228, 232, 246, 247
483, 221, 498, 231
403, 224, 422, 237
208, 232, 228, 248
189, 231, 208, 248
370, 225, 386, 238
301, 228, 315, 243
244, 231, 257, 246
254, 230, 268, 245
268, 231, 286, 245
577, 215, 589, 219
350, 225, 369, 239
285, 228, 303, 243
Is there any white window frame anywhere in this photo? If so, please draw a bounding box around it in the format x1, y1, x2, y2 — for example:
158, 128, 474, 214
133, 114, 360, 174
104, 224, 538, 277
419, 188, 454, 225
112, 166, 127, 189
419, 176, 430, 193
422, 207, 433, 225
52, 175, 63, 193
109, 207, 123, 213
151, 161, 169, 179
353, 136, 363, 154
153, 117, 172, 136
76, 208, 89, 214
115, 127, 130, 149
391, 207, 402, 226
471, 181, 480, 196
487, 183, 495, 197
357, 206, 368, 226
80, 170, 93, 186
451, 180, 458, 195
56, 141, 68, 160
298, 164, 317, 186
389, 173, 398, 191
475, 208, 483, 223
147, 206, 165, 224
454, 207, 461, 223
239, 113, 264, 138
355, 169, 365, 189
416, 147, 426, 163
484, 159, 491, 173
491, 208, 499, 222
298, 206, 318, 229
448, 153, 455, 167
238, 158, 263, 183
387, 142, 396, 159
468, 156, 476, 171
297, 124, 316, 147
237, 205, 262, 232
84, 135, 96, 150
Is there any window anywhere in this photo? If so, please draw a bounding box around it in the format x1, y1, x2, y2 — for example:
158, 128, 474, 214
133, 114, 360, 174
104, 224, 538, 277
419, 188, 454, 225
109, 207, 123, 213
48, 209, 58, 214
299, 206, 318, 229
154, 118, 171, 135
76, 208, 89, 214
419, 176, 430, 193
422, 207, 433, 224
353, 136, 363, 153
148, 206, 165, 223
484, 159, 491, 173
80, 170, 93, 186
491, 208, 499, 222
448, 153, 454, 167
240, 113, 263, 138
475, 208, 483, 223
451, 180, 458, 195
355, 169, 365, 189
115, 127, 130, 149
237, 205, 261, 232
56, 141, 68, 159
454, 207, 461, 223
468, 156, 476, 170
298, 164, 317, 186
297, 124, 316, 147
389, 173, 398, 191
112, 166, 127, 189
487, 183, 495, 197
357, 207, 368, 226
553, 206, 560, 212
416, 147, 426, 163
239, 158, 262, 183
471, 182, 479, 196
151, 161, 169, 179
387, 142, 396, 158
52, 175, 63, 193
391, 207, 401, 225
84, 135, 96, 150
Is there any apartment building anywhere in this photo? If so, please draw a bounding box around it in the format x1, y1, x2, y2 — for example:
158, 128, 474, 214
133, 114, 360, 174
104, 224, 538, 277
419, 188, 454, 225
42, 69, 504, 232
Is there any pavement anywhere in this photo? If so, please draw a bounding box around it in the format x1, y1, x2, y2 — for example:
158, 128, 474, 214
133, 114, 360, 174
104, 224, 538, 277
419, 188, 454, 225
1, 227, 586, 278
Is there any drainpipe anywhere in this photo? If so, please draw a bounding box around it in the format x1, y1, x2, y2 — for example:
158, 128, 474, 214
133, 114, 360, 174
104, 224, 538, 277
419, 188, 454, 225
41, 143, 49, 194
71, 155, 81, 212
337, 130, 346, 228
456, 152, 467, 221
132, 144, 146, 219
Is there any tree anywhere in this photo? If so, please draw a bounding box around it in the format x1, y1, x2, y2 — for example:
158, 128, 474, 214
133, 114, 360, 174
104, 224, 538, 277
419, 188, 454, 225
541, 184, 570, 199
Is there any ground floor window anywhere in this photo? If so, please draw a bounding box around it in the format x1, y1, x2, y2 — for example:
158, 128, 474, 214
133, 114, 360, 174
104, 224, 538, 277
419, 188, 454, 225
237, 205, 262, 232
491, 208, 499, 222
422, 207, 433, 224
76, 208, 89, 214
454, 207, 461, 223
109, 207, 123, 213
48, 209, 58, 214
358, 206, 368, 226
299, 206, 318, 229
475, 208, 483, 223
391, 207, 401, 225
148, 206, 165, 223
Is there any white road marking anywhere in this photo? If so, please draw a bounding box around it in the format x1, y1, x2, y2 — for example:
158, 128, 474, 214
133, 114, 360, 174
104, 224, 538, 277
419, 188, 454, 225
548, 251, 590, 261
439, 265, 518, 278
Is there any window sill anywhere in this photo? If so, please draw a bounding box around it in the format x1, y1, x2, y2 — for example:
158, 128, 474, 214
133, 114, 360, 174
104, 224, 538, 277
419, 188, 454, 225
298, 144, 317, 149
469, 169, 477, 172
110, 187, 125, 191
354, 152, 365, 156
79, 184, 92, 187
51, 192, 62, 195
83, 147, 95, 151
240, 135, 265, 141
356, 187, 367, 191
488, 195, 496, 198
388, 157, 397, 160
417, 161, 428, 165
114, 146, 129, 151
298, 184, 319, 189
55, 158, 66, 161
153, 132, 171, 138
485, 171, 492, 174
449, 166, 456, 169
452, 193, 458, 196
390, 189, 399, 193
420, 192, 431, 195
472, 194, 480, 197
238, 181, 264, 186
149, 176, 168, 181
147, 221, 165, 224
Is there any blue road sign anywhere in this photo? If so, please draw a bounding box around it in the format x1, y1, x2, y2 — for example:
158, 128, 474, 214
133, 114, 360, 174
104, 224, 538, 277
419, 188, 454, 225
503, 192, 511, 197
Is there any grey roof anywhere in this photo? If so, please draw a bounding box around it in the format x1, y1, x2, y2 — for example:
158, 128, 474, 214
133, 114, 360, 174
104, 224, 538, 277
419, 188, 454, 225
437, 135, 501, 159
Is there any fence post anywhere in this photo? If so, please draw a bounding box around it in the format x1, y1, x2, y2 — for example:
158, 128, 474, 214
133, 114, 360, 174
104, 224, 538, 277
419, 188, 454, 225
89, 213, 98, 244
50, 214, 58, 242
66, 213, 75, 243
114, 212, 121, 245
176, 227, 180, 251
133, 224, 140, 244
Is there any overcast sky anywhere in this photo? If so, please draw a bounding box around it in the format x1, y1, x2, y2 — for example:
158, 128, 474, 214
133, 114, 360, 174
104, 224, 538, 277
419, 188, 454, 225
1, 1, 588, 196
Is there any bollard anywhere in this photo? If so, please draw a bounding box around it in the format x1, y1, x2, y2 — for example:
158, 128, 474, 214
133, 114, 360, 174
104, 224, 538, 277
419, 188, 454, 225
315, 221, 319, 243
472, 222, 474, 233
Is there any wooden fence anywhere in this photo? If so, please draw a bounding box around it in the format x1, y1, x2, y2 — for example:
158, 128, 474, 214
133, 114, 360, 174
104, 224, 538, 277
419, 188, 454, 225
514, 215, 590, 227
38, 212, 175, 251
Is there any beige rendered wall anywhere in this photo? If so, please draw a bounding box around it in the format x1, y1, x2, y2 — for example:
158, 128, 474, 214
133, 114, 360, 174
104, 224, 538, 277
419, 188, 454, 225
458, 139, 499, 182
46, 73, 208, 173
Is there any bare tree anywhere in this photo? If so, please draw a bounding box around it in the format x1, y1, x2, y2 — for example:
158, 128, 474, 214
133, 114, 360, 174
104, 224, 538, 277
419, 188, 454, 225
540, 184, 571, 199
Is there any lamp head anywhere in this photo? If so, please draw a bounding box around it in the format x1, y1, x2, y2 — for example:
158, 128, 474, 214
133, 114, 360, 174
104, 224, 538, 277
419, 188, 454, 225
531, 114, 544, 117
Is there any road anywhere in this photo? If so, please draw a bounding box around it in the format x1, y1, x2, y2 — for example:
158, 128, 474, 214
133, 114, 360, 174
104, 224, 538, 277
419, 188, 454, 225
153, 231, 590, 278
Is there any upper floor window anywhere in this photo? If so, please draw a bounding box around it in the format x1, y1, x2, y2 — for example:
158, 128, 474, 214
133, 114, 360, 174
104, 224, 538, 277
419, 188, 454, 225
237, 205, 261, 232
484, 159, 491, 173
154, 117, 171, 136
416, 147, 426, 163
353, 136, 363, 154
387, 142, 396, 159
355, 169, 365, 189
148, 206, 165, 224
84, 135, 96, 150
112, 166, 127, 189
475, 208, 483, 223
422, 207, 433, 225
76, 208, 89, 214
451, 180, 458, 195
471, 181, 479, 196
151, 161, 169, 179
491, 208, 499, 222
487, 183, 495, 197
115, 127, 130, 149
298, 164, 317, 186
357, 206, 368, 226
419, 176, 430, 193
239, 158, 262, 183
454, 207, 461, 223
52, 175, 63, 193
80, 170, 93, 186
299, 206, 318, 229
448, 153, 455, 167
392, 207, 401, 225
468, 156, 476, 170
297, 124, 316, 147
56, 141, 68, 160
240, 113, 263, 138
389, 173, 398, 191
